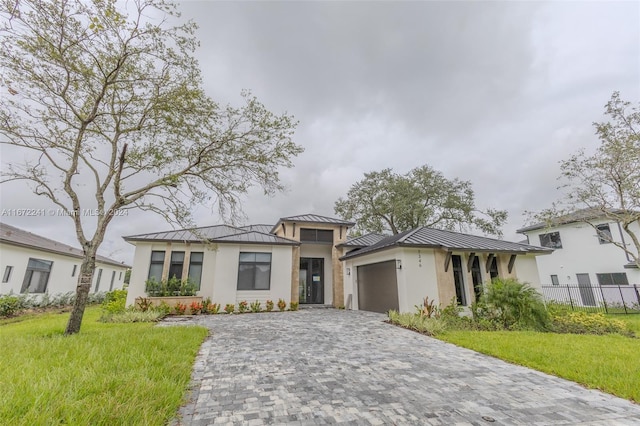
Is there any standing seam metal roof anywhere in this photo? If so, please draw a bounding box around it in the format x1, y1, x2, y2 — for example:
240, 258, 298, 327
123, 224, 299, 245
340, 226, 551, 260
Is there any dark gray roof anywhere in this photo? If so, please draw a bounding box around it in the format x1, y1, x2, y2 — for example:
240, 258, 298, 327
0, 222, 130, 268
517, 208, 629, 233
239, 224, 274, 234
270, 213, 355, 233
338, 233, 387, 248
124, 224, 299, 246
341, 226, 552, 260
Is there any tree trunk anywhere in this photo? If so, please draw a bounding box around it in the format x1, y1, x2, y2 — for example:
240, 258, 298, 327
65, 254, 96, 335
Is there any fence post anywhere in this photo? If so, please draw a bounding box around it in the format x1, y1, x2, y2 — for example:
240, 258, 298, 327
618, 285, 628, 314
567, 285, 574, 311
599, 285, 608, 314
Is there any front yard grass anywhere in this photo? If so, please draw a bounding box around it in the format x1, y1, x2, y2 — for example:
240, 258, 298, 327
438, 329, 640, 403
0, 306, 208, 425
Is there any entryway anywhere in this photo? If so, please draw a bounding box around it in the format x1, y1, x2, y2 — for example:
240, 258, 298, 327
299, 257, 324, 304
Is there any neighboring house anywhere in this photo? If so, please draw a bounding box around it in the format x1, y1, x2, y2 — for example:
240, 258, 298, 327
0, 223, 129, 295
517, 210, 640, 307
125, 213, 551, 313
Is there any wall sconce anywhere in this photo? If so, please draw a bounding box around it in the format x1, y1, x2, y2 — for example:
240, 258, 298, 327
346, 268, 351, 276
396, 259, 402, 270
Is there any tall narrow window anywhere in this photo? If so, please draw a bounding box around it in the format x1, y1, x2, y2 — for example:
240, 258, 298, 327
21, 258, 53, 293
3, 265, 13, 283
470, 256, 483, 300
451, 255, 467, 306
168, 252, 185, 280
148, 251, 165, 282
237, 252, 271, 290
72, 264, 77, 277
188, 252, 204, 290
596, 224, 612, 244
550, 274, 559, 286
109, 270, 116, 291
94, 268, 103, 292
489, 257, 499, 280
119, 271, 122, 280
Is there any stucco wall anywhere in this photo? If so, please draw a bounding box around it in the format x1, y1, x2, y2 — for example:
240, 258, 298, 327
125, 241, 292, 307
523, 220, 640, 285
0, 243, 127, 295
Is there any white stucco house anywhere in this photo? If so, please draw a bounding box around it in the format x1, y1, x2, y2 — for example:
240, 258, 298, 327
517, 209, 640, 307
0, 223, 130, 295
125, 213, 551, 313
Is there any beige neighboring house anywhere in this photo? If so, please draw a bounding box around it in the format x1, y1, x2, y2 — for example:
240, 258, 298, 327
0, 223, 130, 295
125, 213, 552, 313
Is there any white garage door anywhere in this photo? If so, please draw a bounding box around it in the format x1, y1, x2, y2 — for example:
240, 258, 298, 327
357, 260, 399, 313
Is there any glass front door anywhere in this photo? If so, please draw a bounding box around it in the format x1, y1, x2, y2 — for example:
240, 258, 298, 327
299, 258, 324, 304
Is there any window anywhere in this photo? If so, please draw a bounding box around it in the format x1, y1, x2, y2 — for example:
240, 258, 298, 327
237, 252, 271, 290
168, 252, 185, 280
188, 252, 204, 289
539, 232, 562, 249
596, 273, 629, 286
489, 257, 499, 280
148, 251, 165, 281
3, 266, 13, 283
451, 255, 467, 306
119, 271, 122, 280
596, 224, 613, 244
72, 264, 77, 277
94, 268, 103, 292
109, 270, 116, 291
21, 258, 53, 293
470, 256, 483, 300
300, 228, 333, 243
550, 274, 559, 286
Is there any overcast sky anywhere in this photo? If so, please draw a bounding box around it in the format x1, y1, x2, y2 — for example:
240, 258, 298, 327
1, 0, 639, 264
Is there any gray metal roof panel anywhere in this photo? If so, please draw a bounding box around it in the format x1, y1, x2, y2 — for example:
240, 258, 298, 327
239, 224, 274, 234
215, 231, 299, 245
277, 214, 355, 225
340, 233, 388, 248
341, 226, 551, 260
0, 222, 130, 268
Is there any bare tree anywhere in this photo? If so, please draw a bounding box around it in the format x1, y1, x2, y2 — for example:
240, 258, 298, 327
535, 92, 640, 267
0, 0, 302, 334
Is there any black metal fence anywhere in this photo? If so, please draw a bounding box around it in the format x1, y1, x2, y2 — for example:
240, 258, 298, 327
541, 285, 640, 314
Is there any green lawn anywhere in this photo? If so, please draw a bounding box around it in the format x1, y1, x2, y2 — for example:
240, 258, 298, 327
0, 307, 208, 425
439, 319, 640, 403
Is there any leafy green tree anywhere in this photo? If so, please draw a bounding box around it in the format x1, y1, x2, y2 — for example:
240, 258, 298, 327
535, 92, 640, 268
0, 0, 302, 334
335, 165, 507, 236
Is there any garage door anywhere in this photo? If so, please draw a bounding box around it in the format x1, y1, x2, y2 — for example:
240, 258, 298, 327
357, 260, 399, 313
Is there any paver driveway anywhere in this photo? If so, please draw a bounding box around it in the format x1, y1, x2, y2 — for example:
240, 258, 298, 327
170, 309, 640, 425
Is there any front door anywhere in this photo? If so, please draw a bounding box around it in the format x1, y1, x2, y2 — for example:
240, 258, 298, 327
299, 258, 324, 304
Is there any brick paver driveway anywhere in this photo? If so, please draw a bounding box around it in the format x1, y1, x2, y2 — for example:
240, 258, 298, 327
170, 309, 640, 425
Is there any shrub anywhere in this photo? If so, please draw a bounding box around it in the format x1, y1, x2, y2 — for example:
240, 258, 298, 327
277, 298, 286, 312
250, 300, 261, 313
174, 302, 187, 315
102, 289, 127, 314
201, 298, 213, 314
265, 300, 274, 312
415, 296, 440, 318
475, 278, 549, 331
189, 301, 202, 315
154, 301, 172, 316
388, 310, 447, 336
145, 277, 197, 297
289, 301, 299, 311
0, 295, 21, 317
551, 312, 633, 336
224, 303, 235, 314
209, 302, 220, 314
238, 300, 248, 313
135, 297, 153, 312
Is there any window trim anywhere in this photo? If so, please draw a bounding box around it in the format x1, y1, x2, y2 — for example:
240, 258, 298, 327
21, 258, 53, 294
596, 272, 629, 286
237, 252, 272, 291
95, 268, 103, 292
188, 252, 204, 290
550, 274, 559, 286
168, 251, 185, 280
300, 228, 334, 244
109, 270, 116, 291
